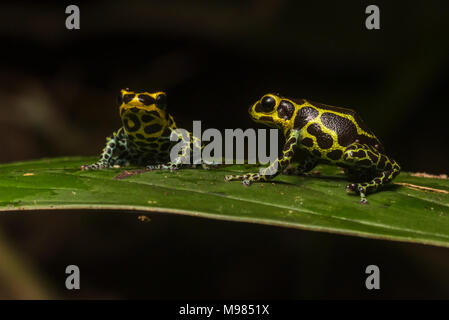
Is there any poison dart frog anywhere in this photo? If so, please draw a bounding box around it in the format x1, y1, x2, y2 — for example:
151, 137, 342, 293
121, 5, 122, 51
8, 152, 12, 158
224, 94, 401, 204
81, 89, 203, 171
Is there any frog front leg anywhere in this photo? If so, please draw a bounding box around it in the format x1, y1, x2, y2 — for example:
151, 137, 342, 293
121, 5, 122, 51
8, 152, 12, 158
81, 128, 129, 170
225, 129, 300, 185
342, 143, 401, 204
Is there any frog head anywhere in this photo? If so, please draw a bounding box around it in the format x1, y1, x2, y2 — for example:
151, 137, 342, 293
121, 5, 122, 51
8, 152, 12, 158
249, 93, 295, 131
118, 89, 174, 140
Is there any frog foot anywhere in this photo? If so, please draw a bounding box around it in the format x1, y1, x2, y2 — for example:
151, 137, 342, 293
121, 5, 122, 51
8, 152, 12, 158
346, 183, 368, 204
201, 160, 221, 170
81, 164, 107, 171
146, 162, 179, 171
224, 174, 254, 186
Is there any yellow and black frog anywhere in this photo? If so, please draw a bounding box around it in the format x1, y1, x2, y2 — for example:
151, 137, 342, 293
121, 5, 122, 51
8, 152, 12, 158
81, 89, 202, 171
225, 93, 401, 203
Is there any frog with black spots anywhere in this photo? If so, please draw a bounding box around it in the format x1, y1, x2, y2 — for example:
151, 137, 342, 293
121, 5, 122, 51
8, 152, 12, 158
81, 89, 204, 172
225, 93, 401, 204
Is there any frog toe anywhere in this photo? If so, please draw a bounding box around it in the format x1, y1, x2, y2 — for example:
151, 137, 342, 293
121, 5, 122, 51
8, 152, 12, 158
81, 164, 102, 171
224, 174, 238, 181
360, 197, 369, 205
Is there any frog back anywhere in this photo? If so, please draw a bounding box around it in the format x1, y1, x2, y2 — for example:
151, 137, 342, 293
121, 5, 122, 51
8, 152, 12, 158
292, 99, 384, 153
121, 108, 175, 154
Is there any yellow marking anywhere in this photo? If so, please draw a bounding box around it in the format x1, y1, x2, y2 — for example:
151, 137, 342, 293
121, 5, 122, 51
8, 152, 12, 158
250, 94, 381, 164
23, 173, 34, 176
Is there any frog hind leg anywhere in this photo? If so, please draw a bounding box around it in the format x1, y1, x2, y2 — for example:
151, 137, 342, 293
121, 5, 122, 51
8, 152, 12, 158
283, 154, 318, 176
81, 128, 130, 170
342, 143, 401, 204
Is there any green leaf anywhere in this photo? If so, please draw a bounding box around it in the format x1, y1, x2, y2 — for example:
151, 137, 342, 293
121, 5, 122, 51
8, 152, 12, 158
1, 157, 449, 247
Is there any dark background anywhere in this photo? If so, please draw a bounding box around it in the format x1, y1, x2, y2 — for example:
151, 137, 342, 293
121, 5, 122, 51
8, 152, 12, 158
0, 0, 448, 299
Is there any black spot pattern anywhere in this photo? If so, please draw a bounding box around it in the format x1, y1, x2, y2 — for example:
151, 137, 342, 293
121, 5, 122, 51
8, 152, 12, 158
136, 141, 151, 147
301, 137, 314, 147
142, 115, 155, 123
312, 150, 321, 158
277, 100, 295, 120
359, 159, 373, 167
320, 112, 357, 147
123, 114, 141, 132
294, 107, 319, 130
308, 100, 356, 116
327, 149, 343, 160
352, 150, 366, 158
291, 98, 305, 105
306, 123, 333, 149
367, 151, 379, 163
320, 112, 381, 150
285, 150, 294, 158
283, 137, 297, 151
378, 155, 386, 168
144, 124, 163, 134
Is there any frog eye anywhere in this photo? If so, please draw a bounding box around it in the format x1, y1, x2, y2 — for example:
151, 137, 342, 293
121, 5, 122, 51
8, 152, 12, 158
156, 94, 167, 110
260, 96, 276, 112
123, 93, 135, 104
138, 94, 156, 106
